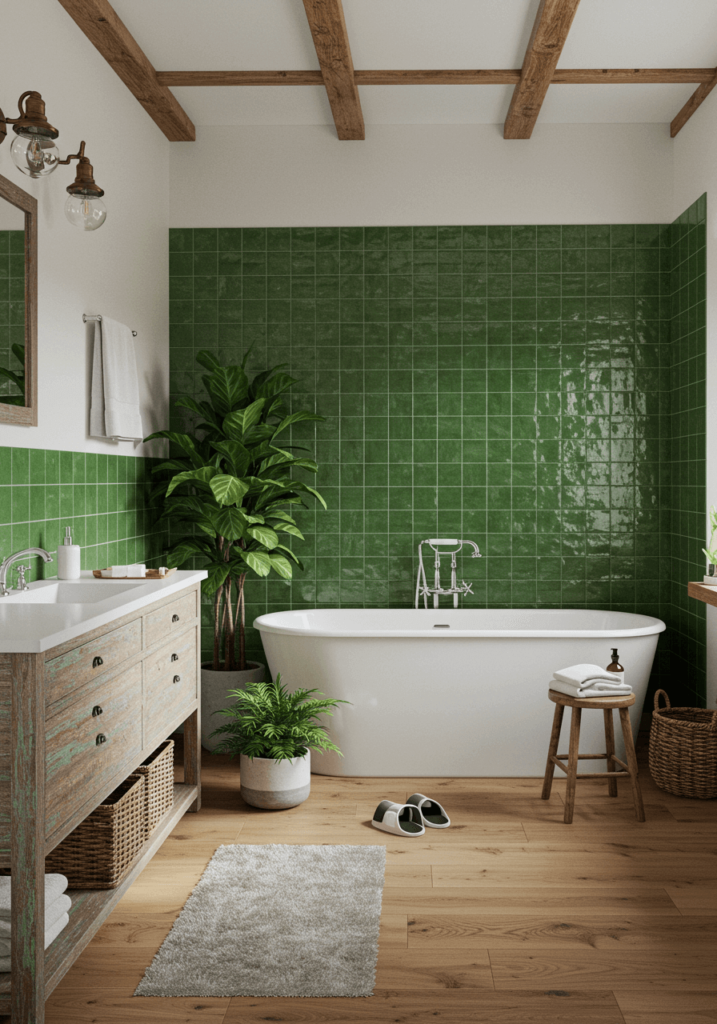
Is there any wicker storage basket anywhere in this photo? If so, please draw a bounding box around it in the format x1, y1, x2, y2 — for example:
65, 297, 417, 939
649, 689, 717, 799
133, 740, 175, 837
45, 775, 146, 889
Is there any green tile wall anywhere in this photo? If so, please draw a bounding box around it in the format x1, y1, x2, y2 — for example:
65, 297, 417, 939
0, 230, 25, 402
668, 195, 707, 705
0, 448, 164, 585
170, 222, 702, 697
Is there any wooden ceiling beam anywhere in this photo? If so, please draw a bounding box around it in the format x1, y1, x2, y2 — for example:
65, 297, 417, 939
301, 0, 364, 140
56, 0, 195, 141
504, 0, 582, 139
671, 69, 717, 136
156, 68, 716, 88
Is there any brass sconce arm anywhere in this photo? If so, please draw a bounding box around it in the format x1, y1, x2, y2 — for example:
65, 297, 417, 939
0, 91, 59, 144
58, 141, 105, 198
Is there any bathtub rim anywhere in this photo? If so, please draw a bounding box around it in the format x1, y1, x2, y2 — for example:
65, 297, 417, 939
254, 608, 667, 640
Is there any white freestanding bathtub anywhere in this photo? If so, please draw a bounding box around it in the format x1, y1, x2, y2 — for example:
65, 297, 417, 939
254, 608, 666, 777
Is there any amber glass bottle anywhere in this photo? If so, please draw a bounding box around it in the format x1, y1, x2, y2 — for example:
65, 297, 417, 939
606, 648, 624, 672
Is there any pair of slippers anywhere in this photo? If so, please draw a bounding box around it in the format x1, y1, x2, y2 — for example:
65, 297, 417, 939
371, 793, 450, 838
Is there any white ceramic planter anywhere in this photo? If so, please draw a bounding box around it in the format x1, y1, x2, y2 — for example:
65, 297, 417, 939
200, 661, 264, 751
240, 752, 311, 809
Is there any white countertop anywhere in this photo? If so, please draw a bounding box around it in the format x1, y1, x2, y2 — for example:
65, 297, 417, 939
0, 570, 208, 653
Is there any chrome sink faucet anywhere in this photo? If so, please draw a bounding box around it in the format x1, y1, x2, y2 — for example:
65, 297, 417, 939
415, 539, 482, 609
0, 548, 53, 597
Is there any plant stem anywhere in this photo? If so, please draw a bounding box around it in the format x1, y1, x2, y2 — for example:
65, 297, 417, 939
234, 572, 247, 671
224, 578, 236, 671
212, 585, 222, 672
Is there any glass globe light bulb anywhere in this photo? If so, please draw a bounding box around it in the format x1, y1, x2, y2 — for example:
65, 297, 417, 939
64, 193, 107, 232
10, 133, 60, 177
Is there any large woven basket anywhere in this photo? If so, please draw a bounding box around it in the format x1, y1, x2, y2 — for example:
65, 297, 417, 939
46, 775, 146, 889
133, 740, 175, 837
649, 689, 717, 799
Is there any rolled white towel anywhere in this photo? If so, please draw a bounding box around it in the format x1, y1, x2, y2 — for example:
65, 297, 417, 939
553, 663, 624, 688
0, 912, 69, 972
0, 893, 72, 951
0, 875, 68, 921
550, 678, 632, 699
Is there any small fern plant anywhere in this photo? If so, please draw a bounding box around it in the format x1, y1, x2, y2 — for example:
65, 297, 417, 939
210, 675, 348, 762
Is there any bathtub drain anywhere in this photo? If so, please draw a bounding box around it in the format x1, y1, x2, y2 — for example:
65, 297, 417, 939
433, 624, 450, 628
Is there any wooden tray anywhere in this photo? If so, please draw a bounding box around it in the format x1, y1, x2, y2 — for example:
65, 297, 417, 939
92, 567, 177, 580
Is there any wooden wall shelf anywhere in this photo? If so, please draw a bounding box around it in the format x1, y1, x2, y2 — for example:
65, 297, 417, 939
687, 582, 717, 608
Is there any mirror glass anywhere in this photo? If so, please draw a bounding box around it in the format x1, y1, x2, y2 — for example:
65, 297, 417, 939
0, 200, 25, 406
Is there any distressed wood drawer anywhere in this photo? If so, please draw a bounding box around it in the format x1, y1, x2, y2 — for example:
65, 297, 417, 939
144, 626, 198, 750
45, 663, 142, 838
144, 590, 197, 649
45, 618, 142, 708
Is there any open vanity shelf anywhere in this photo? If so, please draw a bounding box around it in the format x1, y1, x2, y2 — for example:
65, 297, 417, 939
0, 570, 206, 1024
0, 782, 197, 1011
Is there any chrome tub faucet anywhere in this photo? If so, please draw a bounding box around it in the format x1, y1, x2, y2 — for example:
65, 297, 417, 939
0, 547, 53, 597
415, 539, 482, 609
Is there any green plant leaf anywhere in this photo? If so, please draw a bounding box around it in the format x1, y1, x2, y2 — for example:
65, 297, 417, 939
247, 525, 279, 549
167, 539, 212, 567
195, 350, 222, 372
272, 411, 324, 439
166, 466, 218, 496
274, 522, 305, 540
206, 365, 250, 415
241, 550, 272, 576
203, 561, 230, 596
209, 474, 249, 506
223, 398, 266, 440
268, 553, 293, 579
210, 439, 251, 477
215, 505, 247, 541
275, 543, 303, 567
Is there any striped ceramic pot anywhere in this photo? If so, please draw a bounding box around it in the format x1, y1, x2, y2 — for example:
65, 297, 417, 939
239, 752, 311, 809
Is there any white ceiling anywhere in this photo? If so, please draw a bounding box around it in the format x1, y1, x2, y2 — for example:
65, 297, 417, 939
110, 0, 717, 127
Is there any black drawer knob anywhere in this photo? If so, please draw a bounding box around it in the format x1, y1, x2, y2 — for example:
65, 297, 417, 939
95, 733, 107, 746
173, 675, 181, 684
172, 614, 180, 623
171, 653, 179, 662
92, 705, 103, 717
92, 656, 104, 668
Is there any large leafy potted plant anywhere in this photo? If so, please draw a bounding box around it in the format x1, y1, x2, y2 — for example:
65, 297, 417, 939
145, 350, 326, 750
211, 675, 347, 808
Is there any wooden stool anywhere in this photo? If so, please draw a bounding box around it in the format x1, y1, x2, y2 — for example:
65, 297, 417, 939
542, 690, 645, 824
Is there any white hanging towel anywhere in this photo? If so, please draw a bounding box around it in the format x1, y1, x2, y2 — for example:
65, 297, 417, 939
89, 316, 143, 441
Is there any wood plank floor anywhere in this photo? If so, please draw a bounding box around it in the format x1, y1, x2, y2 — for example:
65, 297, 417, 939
37, 736, 717, 1024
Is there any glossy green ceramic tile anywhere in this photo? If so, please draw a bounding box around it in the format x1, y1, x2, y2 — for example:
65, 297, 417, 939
0, 448, 164, 585
668, 195, 707, 705
170, 219, 704, 697
0, 231, 25, 402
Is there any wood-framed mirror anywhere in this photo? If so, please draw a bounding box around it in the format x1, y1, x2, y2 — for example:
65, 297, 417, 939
0, 172, 37, 426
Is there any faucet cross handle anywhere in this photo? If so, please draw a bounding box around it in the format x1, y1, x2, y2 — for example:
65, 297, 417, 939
14, 565, 30, 591
461, 580, 474, 596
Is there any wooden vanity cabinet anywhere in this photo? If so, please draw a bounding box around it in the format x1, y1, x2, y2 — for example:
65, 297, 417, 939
0, 580, 202, 1023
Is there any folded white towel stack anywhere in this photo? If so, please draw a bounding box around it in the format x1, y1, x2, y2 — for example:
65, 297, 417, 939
550, 663, 632, 699
0, 875, 71, 970
89, 316, 144, 442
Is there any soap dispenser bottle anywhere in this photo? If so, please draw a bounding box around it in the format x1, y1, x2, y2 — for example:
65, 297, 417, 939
57, 526, 81, 580
606, 648, 624, 673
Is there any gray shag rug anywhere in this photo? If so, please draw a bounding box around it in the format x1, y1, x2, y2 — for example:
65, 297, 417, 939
134, 844, 386, 998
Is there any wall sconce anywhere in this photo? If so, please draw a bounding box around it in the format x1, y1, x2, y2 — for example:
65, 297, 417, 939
59, 142, 106, 231
0, 91, 60, 178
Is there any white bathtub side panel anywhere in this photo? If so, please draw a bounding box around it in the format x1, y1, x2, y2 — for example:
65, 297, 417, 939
260, 632, 660, 777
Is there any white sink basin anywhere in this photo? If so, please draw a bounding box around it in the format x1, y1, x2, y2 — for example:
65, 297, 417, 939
1, 581, 145, 604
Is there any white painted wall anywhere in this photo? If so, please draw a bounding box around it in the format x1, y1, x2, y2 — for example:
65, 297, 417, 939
0, 0, 170, 457
673, 100, 717, 709
171, 123, 674, 227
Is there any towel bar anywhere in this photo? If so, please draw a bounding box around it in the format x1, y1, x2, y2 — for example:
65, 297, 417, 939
83, 313, 137, 337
